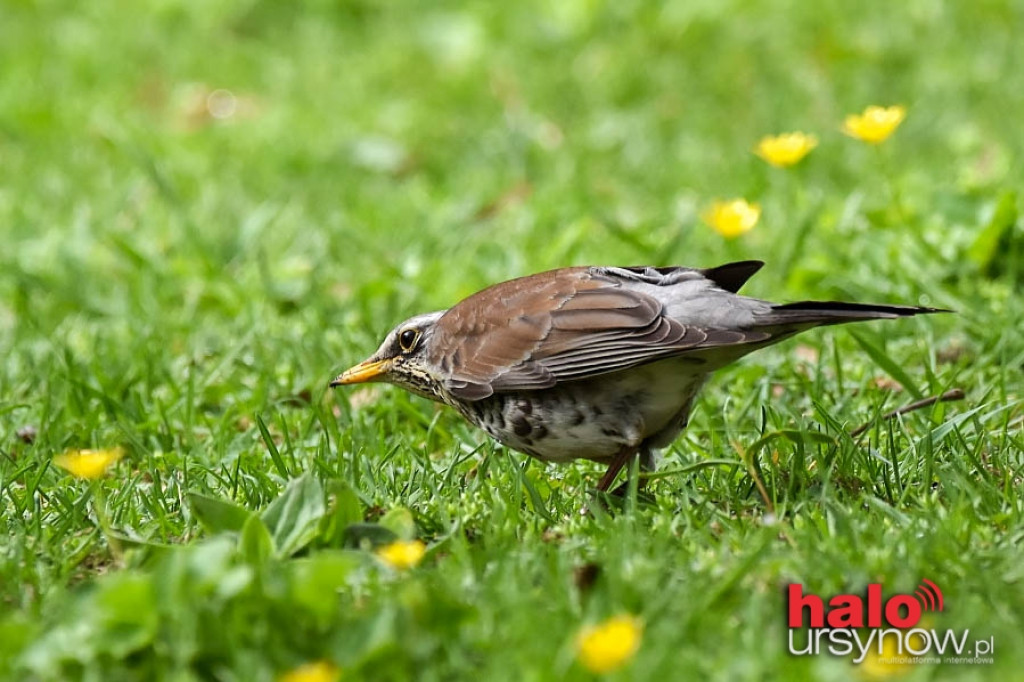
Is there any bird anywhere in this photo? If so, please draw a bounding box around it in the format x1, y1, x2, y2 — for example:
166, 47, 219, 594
330, 261, 943, 493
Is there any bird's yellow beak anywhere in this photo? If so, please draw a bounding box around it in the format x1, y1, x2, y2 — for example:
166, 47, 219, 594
329, 358, 391, 387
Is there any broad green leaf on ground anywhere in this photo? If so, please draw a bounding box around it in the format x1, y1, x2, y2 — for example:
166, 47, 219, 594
260, 473, 326, 558
189, 493, 254, 534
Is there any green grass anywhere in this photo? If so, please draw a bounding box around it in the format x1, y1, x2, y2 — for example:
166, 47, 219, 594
2, 0, 1023, 680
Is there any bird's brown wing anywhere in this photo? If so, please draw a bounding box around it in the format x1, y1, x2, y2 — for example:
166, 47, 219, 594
430, 267, 769, 400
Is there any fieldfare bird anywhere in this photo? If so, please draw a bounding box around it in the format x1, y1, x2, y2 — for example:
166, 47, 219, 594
331, 262, 941, 492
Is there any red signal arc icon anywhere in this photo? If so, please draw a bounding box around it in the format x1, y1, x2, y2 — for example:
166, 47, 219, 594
915, 579, 944, 612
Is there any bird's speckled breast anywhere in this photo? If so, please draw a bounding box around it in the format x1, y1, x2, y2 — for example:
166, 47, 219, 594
452, 357, 709, 464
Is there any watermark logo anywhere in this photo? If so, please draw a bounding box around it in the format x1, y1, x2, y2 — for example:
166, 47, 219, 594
786, 581, 994, 666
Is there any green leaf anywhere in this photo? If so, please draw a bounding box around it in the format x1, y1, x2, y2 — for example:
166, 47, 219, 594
0, 613, 36, 671
260, 473, 326, 558
214, 566, 254, 600
319, 480, 365, 546
106, 532, 173, 568
188, 493, 254, 535
967, 191, 1018, 269
518, 467, 553, 521
848, 330, 924, 399
379, 506, 416, 540
289, 551, 364, 621
745, 428, 836, 455
914, 402, 1016, 452
183, 536, 237, 587
94, 573, 159, 658
239, 514, 274, 566
333, 605, 400, 664
255, 412, 290, 478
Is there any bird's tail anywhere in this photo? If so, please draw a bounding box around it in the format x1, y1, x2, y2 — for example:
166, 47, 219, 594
766, 300, 949, 327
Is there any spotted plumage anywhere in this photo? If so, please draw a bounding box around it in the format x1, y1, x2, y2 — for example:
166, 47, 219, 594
331, 261, 944, 492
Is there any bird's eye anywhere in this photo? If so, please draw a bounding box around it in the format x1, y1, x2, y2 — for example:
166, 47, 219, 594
398, 328, 420, 352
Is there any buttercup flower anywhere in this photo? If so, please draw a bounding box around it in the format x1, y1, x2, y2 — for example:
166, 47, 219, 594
842, 105, 906, 144
702, 199, 761, 239
53, 447, 124, 480
754, 132, 818, 167
576, 614, 643, 674
376, 539, 427, 570
279, 661, 340, 682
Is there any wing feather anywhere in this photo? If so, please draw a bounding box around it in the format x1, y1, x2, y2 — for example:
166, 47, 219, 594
432, 266, 774, 400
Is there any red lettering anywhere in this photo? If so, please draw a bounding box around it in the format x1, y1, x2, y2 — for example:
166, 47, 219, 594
885, 594, 922, 628
867, 583, 883, 628
788, 584, 824, 628
827, 595, 864, 628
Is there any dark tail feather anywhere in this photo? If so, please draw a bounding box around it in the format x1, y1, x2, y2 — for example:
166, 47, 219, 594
700, 260, 765, 294
768, 300, 950, 326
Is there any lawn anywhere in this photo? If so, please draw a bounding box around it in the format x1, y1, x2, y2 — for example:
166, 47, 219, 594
1, 0, 1022, 680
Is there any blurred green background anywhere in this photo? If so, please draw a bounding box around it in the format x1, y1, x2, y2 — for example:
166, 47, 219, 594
1, 0, 1022, 680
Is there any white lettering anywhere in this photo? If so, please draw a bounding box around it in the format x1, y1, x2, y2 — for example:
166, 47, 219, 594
788, 629, 813, 655
877, 629, 905, 654
904, 629, 931, 656
852, 629, 876, 664
827, 628, 854, 656
931, 628, 969, 656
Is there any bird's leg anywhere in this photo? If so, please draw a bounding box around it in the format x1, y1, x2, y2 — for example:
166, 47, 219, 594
636, 446, 657, 491
609, 446, 655, 497
596, 445, 638, 492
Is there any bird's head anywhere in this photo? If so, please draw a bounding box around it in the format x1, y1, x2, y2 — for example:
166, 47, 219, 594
330, 311, 447, 400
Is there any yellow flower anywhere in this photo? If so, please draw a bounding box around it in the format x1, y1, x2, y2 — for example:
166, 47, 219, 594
701, 199, 761, 239
754, 132, 818, 167
576, 614, 643, 674
842, 105, 906, 144
279, 661, 340, 682
376, 539, 426, 570
53, 447, 124, 480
